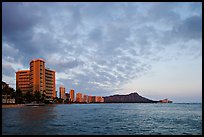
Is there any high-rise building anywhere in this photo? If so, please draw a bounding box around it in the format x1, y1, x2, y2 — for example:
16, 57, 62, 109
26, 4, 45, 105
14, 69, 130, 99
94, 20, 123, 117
70, 89, 75, 102
88, 95, 92, 103
76, 92, 83, 102
30, 59, 46, 94
16, 58, 56, 100
16, 70, 30, 94
45, 68, 56, 99
83, 94, 88, 103
101, 97, 104, 102
59, 86, 66, 100
91, 96, 96, 103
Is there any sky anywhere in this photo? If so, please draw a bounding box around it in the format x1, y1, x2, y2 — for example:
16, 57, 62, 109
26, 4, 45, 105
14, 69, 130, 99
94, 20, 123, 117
2, 2, 202, 103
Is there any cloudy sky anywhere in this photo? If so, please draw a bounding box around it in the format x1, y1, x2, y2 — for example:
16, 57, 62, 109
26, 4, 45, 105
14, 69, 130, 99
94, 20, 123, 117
2, 2, 202, 103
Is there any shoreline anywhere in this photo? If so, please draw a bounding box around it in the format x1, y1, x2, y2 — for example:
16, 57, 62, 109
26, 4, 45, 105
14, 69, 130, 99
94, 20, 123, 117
2, 104, 26, 108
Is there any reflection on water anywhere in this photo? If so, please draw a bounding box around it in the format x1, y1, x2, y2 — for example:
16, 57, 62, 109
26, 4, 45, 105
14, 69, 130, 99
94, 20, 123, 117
20, 105, 56, 122
3, 105, 57, 135
2, 103, 202, 135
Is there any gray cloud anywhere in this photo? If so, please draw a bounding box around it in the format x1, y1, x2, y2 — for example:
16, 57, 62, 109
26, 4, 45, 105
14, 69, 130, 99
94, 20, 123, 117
2, 3, 40, 38
2, 42, 19, 59
2, 2, 202, 96
46, 56, 84, 72
172, 15, 202, 40
157, 14, 202, 49
2, 63, 16, 77
147, 2, 181, 24
188, 2, 202, 14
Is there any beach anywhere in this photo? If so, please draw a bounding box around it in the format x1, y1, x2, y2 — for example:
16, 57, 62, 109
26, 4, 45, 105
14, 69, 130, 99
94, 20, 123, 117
2, 104, 26, 108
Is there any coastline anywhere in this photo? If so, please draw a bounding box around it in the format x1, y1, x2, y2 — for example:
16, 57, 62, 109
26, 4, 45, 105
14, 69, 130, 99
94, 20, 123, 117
2, 104, 26, 108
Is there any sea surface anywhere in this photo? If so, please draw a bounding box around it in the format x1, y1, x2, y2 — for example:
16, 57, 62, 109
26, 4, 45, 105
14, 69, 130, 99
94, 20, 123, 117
2, 103, 202, 135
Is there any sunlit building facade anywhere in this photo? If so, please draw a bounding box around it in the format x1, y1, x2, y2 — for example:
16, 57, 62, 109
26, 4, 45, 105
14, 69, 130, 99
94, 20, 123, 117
30, 59, 46, 94
70, 89, 75, 102
76, 92, 83, 102
88, 95, 92, 103
16, 58, 56, 100
91, 96, 96, 103
16, 70, 30, 94
45, 68, 56, 99
95, 96, 104, 102
59, 86, 66, 100
83, 94, 88, 103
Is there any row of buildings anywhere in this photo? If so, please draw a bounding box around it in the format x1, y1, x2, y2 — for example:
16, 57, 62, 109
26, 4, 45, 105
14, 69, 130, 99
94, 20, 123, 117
16, 58, 104, 103
59, 86, 104, 103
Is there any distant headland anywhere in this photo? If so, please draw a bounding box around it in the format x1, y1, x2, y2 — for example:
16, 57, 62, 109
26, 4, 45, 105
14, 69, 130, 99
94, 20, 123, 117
103, 92, 172, 103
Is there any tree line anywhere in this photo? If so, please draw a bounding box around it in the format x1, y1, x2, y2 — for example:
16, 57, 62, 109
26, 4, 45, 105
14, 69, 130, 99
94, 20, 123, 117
2, 84, 55, 104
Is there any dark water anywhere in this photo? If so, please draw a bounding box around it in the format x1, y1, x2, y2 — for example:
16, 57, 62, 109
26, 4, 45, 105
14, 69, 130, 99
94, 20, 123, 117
2, 103, 202, 135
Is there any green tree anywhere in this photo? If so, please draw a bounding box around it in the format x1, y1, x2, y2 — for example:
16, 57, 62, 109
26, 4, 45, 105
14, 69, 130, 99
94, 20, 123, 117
3, 86, 15, 103
9, 87, 15, 98
41, 90, 46, 103
15, 89, 23, 104
58, 98, 63, 104
24, 91, 34, 103
34, 91, 41, 103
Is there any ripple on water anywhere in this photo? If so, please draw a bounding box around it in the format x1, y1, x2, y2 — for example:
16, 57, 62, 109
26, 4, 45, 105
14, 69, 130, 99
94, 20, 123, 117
2, 103, 202, 135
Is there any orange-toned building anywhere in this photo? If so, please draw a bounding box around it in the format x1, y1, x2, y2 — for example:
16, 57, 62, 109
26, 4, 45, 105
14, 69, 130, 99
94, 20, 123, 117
16, 58, 56, 100
59, 86, 66, 100
101, 97, 104, 102
45, 68, 56, 99
70, 89, 75, 102
29, 59, 46, 94
83, 94, 88, 103
76, 92, 83, 102
91, 96, 96, 103
88, 95, 92, 103
95, 96, 104, 103
16, 70, 30, 94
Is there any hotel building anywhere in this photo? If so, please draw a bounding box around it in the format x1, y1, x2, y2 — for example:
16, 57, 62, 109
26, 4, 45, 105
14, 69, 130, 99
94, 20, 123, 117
88, 95, 92, 103
16, 70, 30, 94
59, 86, 66, 100
29, 59, 46, 94
83, 94, 88, 103
91, 96, 96, 103
45, 68, 56, 99
70, 89, 75, 102
16, 58, 56, 100
76, 92, 83, 102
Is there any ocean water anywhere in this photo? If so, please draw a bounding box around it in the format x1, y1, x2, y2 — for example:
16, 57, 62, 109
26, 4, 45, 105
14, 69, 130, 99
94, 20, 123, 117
2, 103, 202, 135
